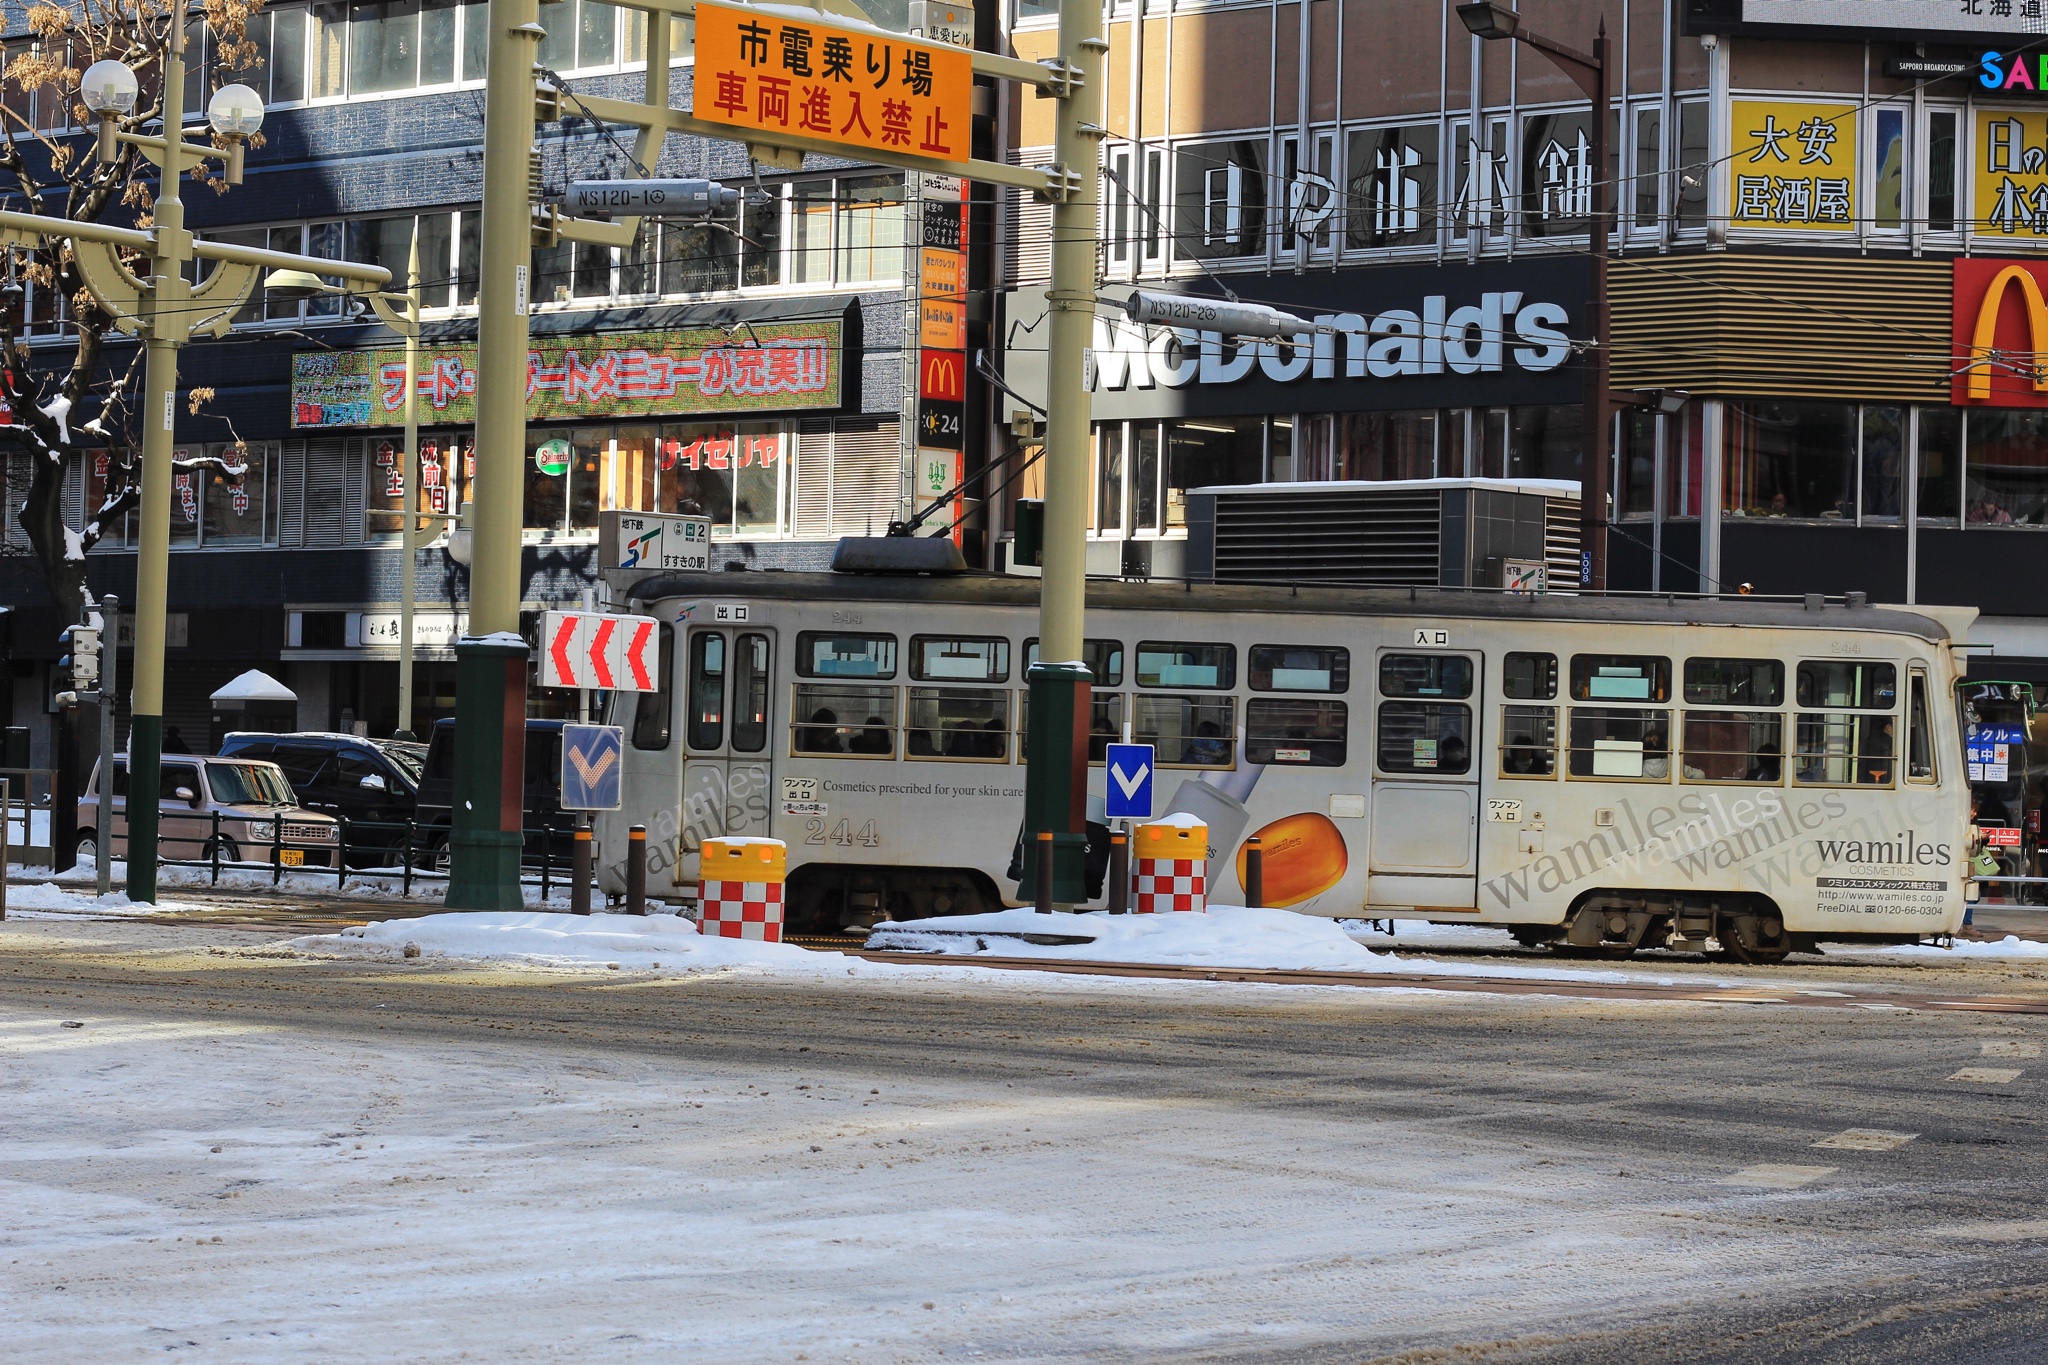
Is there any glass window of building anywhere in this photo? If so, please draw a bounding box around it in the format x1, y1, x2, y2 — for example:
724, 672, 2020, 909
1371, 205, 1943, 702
1965, 408, 2048, 525
836, 176, 905, 284
1724, 401, 1856, 519
1346, 123, 1438, 250
1521, 110, 1595, 238
1176, 139, 1270, 260
1863, 406, 1906, 521
1927, 109, 1959, 232
1507, 405, 1582, 483
1919, 407, 1961, 520
1164, 419, 1263, 528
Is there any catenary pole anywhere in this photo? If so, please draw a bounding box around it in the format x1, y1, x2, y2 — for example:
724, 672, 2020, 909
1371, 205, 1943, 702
395, 235, 423, 740
447, 0, 541, 910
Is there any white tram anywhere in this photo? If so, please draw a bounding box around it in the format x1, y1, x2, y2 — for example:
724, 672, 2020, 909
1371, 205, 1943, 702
594, 562, 1975, 961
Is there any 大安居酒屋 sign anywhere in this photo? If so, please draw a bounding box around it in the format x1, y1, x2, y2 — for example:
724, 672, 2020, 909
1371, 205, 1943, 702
288, 322, 843, 428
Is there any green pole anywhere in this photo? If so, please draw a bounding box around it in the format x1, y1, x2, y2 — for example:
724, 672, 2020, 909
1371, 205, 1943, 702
1020, 0, 1105, 907
447, 0, 539, 909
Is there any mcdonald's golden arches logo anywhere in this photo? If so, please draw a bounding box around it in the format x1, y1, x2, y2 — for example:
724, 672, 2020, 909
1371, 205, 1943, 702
1955, 258, 2048, 406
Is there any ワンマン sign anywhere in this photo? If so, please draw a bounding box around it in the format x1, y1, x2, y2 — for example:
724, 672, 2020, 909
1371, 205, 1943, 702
1953, 257, 2048, 406
289, 322, 842, 428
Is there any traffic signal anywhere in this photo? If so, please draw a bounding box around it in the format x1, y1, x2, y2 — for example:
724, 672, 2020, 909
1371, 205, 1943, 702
65, 624, 100, 691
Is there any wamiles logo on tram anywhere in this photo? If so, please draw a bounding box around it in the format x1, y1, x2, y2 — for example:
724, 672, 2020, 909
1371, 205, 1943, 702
1087, 291, 1573, 393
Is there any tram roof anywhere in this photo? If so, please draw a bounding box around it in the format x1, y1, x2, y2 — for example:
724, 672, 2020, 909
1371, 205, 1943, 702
625, 571, 1961, 644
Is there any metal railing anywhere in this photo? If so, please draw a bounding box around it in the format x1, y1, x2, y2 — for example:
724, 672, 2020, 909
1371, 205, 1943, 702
137, 812, 580, 899
0, 767, 58, 868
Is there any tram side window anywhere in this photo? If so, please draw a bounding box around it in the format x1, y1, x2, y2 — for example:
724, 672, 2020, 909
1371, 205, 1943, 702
1136, 642, 1235, 689
1378, 702, 1472, 774
907, 688, 1009, 760
1245, 699, 1347, 766
1249, 645, 1349, 693
1794, 713, 1896, 786
686, 632, 725, 751
631, 623, 676, 751
731, 633, 770, 753
1380, 654, 1474, 698
1500, 706, 1556, 776
792, 684, 898, 757
1681, 712, 1783, 783
1571, 655, 1671, 702
1503, 652, 1557, 700
1795, 661, 1896, 709
1907, 671, 1936, 782
1684, 658, 1784, 706
1026, 638, 1125, 686
911, 636, 1010, 683
796, 632, 898, 678
1567, 708, 1672, 779
1135, 694, 1235, 766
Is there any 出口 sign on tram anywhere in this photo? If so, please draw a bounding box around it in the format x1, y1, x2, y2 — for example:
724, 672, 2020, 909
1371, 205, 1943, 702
289, 321, 843, 428
691, 0, 972, 160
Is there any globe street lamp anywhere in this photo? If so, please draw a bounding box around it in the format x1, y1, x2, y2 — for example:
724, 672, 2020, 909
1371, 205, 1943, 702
1456, 1, 1612, 591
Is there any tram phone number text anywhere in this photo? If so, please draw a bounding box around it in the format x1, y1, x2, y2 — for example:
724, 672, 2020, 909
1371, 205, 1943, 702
563, 179, 740, 217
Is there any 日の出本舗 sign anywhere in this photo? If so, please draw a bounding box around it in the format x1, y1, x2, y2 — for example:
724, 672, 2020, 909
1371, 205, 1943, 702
288, 322, 843, 428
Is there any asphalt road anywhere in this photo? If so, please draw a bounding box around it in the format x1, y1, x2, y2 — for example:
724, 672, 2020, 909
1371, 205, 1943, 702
7, 919, 2048, 1362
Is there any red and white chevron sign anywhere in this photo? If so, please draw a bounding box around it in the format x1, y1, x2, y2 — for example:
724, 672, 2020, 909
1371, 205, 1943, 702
539, 611, 658, 692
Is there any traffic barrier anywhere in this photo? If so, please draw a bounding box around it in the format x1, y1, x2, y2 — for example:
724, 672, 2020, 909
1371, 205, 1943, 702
700, 837, 788, 941
1132, 817, 1206, 913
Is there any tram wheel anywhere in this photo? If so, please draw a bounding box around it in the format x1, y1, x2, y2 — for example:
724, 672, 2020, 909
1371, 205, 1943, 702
1719, 933, 1791, 966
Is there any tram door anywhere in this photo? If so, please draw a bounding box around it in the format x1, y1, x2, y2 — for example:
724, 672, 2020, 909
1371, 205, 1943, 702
1367, 648, 1481, 910
679, 628, 777, 875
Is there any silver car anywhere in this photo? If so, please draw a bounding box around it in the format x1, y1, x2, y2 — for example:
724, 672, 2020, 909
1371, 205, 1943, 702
76, 753, 341, 868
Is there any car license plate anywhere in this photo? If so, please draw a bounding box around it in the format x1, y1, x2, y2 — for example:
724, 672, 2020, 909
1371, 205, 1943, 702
279, 849, 304, 867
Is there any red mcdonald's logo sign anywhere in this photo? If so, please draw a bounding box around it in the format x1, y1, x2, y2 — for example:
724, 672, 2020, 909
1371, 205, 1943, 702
1954, 258, 2048, 407
920, 348, 965, 403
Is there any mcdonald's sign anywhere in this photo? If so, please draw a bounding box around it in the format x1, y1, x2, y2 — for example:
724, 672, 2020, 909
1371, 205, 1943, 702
1954, 258, 2048, 406
919, 347, 965, 402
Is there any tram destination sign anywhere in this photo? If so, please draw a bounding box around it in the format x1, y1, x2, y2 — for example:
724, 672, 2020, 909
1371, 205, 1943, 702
692, 0, 973, 161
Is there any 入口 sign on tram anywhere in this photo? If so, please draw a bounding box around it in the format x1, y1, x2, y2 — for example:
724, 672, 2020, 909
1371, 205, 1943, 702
692, 0, 972, 161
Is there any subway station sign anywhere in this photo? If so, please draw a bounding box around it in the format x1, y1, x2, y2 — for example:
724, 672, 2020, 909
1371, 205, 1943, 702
692, 0, 972, 160
289, 322, 842, 428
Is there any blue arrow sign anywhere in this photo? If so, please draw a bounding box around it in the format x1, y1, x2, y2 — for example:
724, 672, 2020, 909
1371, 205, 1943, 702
560, 724, 625, 811
1104, 742, 1154, 820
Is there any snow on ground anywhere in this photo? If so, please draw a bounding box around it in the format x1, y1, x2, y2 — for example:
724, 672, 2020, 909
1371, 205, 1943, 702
1867, 934, 2048, 959
11, 858, 585, 911
1, 881, 203, 915
868, 905, 1707, 984
312, 910, 834, 973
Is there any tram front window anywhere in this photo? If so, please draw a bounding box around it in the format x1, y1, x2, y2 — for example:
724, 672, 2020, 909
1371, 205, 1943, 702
792, 684, 897, 757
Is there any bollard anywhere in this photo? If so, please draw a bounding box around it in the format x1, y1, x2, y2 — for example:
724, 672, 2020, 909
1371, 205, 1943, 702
699, 837, 788, 940
1034, 829, 1055, 914
1107, 830, 1129, 914
1133, 818, 1207, 913
571, 822, 592, 915
1243, 836, 1264, 909
1132, 817, 1207, 913
626, 824, 647, 916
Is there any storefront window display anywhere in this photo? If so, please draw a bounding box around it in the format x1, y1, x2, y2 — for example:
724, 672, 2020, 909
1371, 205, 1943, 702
1964, 408, 2048, 526
517, 420, 791, 537
1724, 401, 1857, 519
1918, 408, 1961, 521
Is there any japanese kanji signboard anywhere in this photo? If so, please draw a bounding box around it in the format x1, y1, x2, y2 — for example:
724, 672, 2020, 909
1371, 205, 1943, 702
1726, 100, 1857, 232
288, 322, 842, 428
1974, 109, 2048, 240
692, 0, 972, 161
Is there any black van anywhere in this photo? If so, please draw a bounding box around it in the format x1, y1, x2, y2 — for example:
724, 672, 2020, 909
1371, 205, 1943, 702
216, 732, 427, 866
414, 718, 576, 868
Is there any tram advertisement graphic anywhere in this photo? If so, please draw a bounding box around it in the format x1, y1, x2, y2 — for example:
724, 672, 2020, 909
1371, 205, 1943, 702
1478, 787, 1958, 918
287, 322, 842, 428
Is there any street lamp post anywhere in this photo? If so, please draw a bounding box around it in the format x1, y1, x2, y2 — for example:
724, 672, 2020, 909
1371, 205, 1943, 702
21, 29, 396, 902
1456, 1, 1610, 592
266, 240, 431, 741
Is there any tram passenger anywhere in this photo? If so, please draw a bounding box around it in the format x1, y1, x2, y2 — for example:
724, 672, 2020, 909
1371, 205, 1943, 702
1640, 728, 1670, 779
850, 717, 894, 755
1438, 734, 1469, 773
799, 708, 843, 754
1746, 742, 1782, 783
1184, 720, 1231, 766
908, 726, 940, 757
1862, 719, 1894, 784
982, 716, 1008, 758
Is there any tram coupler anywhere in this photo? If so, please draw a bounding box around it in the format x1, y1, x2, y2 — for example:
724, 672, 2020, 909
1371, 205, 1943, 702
571, 821, 592, 915
626, 824, 647, 915
1108, 831, 1129, 914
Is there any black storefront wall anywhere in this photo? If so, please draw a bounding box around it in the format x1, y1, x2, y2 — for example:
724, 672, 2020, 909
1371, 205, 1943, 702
1002, 255, 1593, 421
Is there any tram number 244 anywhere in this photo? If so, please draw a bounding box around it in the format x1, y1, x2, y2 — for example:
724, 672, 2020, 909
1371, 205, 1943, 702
805, 818, 882, 848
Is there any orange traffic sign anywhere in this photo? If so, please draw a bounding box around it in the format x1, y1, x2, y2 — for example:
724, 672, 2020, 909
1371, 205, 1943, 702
693, 1, 972, 161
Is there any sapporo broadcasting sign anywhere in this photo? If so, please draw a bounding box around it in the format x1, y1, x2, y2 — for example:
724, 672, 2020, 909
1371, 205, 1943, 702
289, 321, 842, 428
692, 0, 973, 160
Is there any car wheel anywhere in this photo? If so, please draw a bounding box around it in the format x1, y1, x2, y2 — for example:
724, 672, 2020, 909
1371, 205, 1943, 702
203, 835, 241, 866
74, 834, 97, 868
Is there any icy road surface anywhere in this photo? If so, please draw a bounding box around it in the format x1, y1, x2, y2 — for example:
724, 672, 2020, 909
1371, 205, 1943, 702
7, 918, 2048, 1363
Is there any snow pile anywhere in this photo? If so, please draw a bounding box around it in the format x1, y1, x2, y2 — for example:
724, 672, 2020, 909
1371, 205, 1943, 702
36, 857, 580, 908
1, 881, 198, 916
299, 910, 834, 972
1867, 934, 2048, 960
868, 906, 1641, 981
